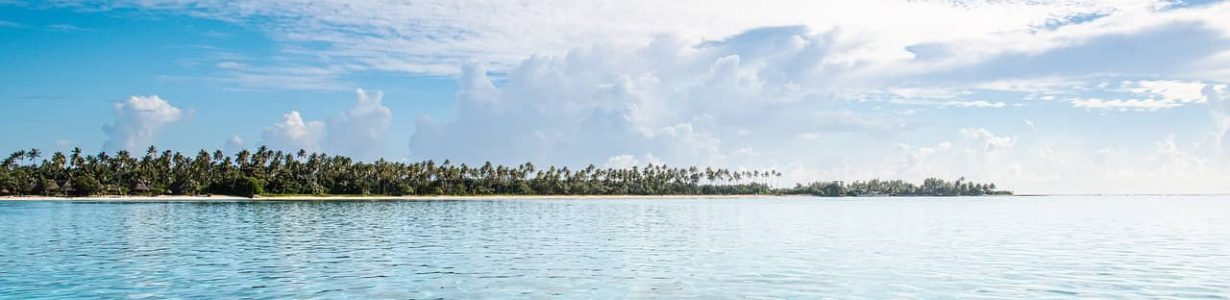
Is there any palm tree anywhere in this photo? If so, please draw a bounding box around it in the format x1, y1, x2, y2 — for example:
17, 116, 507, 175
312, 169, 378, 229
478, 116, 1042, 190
26, 148, 41, 164
0, 144, 1009, 197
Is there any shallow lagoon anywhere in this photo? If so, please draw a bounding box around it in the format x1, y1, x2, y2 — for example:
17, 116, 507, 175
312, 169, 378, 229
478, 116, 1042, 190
2, 196, 1228, 299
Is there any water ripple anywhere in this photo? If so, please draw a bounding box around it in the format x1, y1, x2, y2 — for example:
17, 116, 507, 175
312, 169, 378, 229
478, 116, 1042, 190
1, 196, 1229, 299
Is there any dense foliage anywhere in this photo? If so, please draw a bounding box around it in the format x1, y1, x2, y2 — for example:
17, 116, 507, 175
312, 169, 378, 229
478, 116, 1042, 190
0, 146, 1009, 197
782, 178, 1011, 196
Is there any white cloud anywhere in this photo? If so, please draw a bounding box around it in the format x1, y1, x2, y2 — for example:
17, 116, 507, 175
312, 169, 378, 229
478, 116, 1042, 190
960, 128, 1015, 151
407, 29, 906, 167
223, 135, 245, 154
214, 65, 352, 91
262, 89, 391, 159
867, 129, 1230, 194
45, 23, 87, 32
1072, 97, 1184, 111
262, 111, 326, 153
215, 61, 245, 70
976, 77, 1087, 94
602, 154, 662, 169
1074, 80, 1212, 111
325, 89, 392, 160
1127, 80, 1207, 103
893, 141, 955, 178
55, 0, 1229, 78
102, 95, 184, 152
50, 0, 1230, 193
395, 16, 1230, 193
905, 99, 1008, 108
887, 87, 967, 99
1206, 84, 1230, 158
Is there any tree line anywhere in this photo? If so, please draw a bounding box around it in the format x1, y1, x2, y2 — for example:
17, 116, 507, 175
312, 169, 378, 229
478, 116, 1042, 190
780, 178, 1010, 196
0, 146, 1009, 198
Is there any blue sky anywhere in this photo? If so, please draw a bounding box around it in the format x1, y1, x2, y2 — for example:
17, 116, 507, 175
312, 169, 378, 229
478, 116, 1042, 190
2, 1, 1230, 193
0, 4, 456, 159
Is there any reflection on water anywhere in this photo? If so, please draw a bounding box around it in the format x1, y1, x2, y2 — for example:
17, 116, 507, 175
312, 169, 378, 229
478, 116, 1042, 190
1, 196, 1229, 299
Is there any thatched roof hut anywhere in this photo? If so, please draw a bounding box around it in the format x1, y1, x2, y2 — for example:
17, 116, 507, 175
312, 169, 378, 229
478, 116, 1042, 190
61, 180, 75, 194
36, 179, 60, 195
133, 181, 151, 194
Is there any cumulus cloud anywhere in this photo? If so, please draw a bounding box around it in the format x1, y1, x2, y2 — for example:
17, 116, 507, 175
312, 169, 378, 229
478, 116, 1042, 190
325, 89, 392, 160
54, 0, 1230, 193
262, 111, 326, 153
399, 18, 1230, 193
408, 28, 904, 168
102, 95, 184, 152
262, 89, 391, 159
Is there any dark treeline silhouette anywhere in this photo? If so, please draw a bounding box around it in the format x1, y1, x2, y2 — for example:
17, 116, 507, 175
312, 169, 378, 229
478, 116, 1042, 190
0, 146, 1010, 198
782, 178, 1011, 196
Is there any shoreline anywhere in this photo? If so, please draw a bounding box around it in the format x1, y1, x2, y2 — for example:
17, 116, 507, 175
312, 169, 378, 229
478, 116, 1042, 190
0, 194, 786, 201
5, 194, 1222, 201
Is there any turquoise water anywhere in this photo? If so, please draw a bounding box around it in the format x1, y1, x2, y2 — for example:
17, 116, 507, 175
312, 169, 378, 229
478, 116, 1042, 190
1, 196, 1228, 299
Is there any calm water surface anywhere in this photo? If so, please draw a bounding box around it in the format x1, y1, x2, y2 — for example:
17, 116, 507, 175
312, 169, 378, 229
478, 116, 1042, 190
1, 196, 1228, 299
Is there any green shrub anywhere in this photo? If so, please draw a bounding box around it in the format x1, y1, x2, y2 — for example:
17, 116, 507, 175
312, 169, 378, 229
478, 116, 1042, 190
233, 176, 264, 198
394, 183, 415, 196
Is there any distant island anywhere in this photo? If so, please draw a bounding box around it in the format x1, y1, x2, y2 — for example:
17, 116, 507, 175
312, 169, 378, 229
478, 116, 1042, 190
0, 146, 1011, 198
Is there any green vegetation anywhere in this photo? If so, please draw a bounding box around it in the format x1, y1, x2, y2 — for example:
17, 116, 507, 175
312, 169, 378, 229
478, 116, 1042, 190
0, 146, 1009, 198
781, 178, 1011, 196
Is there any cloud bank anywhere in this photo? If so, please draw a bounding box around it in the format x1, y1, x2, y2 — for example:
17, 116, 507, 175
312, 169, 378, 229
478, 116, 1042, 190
261, 89, 391, 159
43, 0, 1230, 193
409, 27, 903, 169
403, 11, 1230, 193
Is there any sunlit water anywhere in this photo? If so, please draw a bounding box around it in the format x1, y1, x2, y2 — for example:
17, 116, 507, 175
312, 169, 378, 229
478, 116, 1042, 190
1, 196, 1228, 299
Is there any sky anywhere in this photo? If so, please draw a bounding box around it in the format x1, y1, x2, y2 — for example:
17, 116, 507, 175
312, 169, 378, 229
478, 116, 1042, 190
2, 0, 1230, 194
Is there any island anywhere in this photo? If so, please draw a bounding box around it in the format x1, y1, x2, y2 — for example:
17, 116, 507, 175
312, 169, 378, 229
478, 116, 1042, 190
1, 146, 1011, 198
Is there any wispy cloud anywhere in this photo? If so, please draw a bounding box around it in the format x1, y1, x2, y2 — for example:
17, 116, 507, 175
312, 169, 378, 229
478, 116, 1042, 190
0, 20, 25, 28
47, 0, 1223, 75
1070, 80, 1212, 111
44, 23, 89, 32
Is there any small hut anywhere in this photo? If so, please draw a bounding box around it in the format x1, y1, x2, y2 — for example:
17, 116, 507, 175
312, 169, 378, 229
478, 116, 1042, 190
61, 180, 75, 196
36, 179, 60, 196
132, 181, 151, 195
